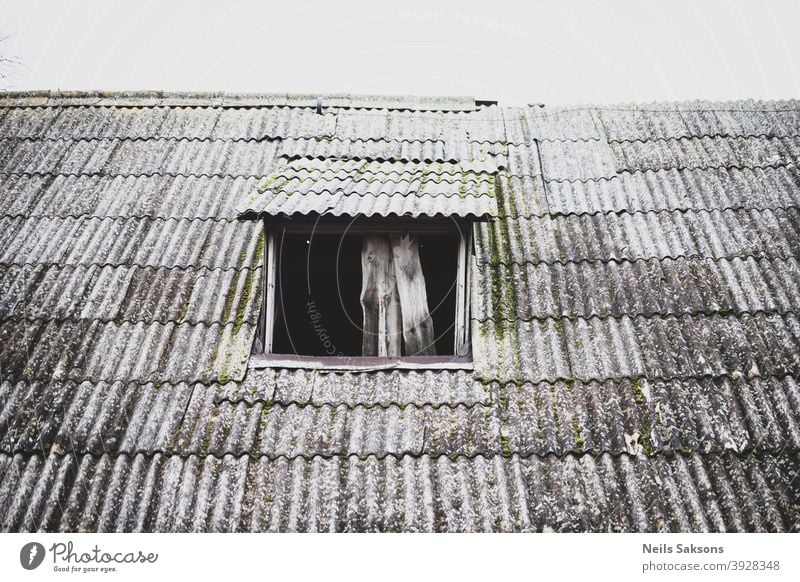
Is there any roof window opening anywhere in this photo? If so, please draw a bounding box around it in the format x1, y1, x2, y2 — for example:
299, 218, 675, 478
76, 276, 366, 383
253, 219, 472, 368
240, 156, 497, 370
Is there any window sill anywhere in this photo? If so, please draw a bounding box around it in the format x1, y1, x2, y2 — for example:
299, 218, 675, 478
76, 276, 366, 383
248, 354, 474, 371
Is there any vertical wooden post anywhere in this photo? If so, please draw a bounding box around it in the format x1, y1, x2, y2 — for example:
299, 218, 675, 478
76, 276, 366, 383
263, 226, 278, 353
454, 225, 471, 356
378, 259, 402, 357
360, 235, 401, 356
391, 234, 436, 356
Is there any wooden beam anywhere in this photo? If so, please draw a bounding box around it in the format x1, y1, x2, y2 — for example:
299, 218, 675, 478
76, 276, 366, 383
360, 235, 401, 356
273, 217, 465, 235
391, 234, 436, 356
249, 353, 473, 371
454, 227, 469, 355
378, 262, 402, 357
464, 226, 473, 355
263, 227, 278, 353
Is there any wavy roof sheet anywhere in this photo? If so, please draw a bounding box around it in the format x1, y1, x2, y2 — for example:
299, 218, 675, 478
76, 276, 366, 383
239, 158, 498, 218
0, 92, 799, 532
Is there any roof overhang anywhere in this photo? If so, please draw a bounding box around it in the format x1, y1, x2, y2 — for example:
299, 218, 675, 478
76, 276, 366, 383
237, 158, 498, 221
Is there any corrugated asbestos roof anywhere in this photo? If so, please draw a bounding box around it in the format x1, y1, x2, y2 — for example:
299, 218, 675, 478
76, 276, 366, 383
0, 92, 799, 532
238, 158, 498, 218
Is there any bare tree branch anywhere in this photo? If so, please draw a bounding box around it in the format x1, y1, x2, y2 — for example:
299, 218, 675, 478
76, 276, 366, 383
0, 30, 22, 86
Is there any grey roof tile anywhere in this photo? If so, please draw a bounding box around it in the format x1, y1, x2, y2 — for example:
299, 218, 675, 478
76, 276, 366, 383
0, 175, 258, 220
0, 319, 254, 384
281, 137, 444, 163
0, 264, 263, 325
0, 138, 282, 177
173, 387, 500, 458
494, 174, 549, 217
597, 107, 800, 141
513, 107, 604, 142
0, 107, 62, 138
473, 256, 800, 321
611, 136, 800, 173
0, 451, 796, 532
544, 166, 800, 215
538, 139, 618, 181
505, 143, 542, 177
278, 137, 503, 170
596, 109, 658, 141
0, 217, 263, 269
0, 374, 498, 458
109, 139, 280, 177
255, 368, 491, 407
330, 108, 505, 144
500, 376, 800, 456
0, 380, 194, 456
43, 107, 171, 140
473, 313, 800, 383
239, 158, 498, 218
475, 208, 800, 265
212, 108, 336, 140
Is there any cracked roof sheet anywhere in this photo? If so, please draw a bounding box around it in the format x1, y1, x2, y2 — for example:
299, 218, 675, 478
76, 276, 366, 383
0, 92, 798, 532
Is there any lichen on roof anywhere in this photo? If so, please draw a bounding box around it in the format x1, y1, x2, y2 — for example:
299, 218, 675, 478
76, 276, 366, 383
241, 158, 499, 219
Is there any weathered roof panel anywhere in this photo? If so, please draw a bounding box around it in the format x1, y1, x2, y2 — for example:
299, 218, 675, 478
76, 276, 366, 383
258, 368, 490, 407
475, 208, 800, 265
1, 372, 797, 462
0, 138, 281, 177
279, 137, 502, 169
0, 264, 263, 325
0, 175, 258, 220
504, 107, 604, 143
0, 319, 254, 384
0, 217, 263, 269
474, 312, 800, 383
239, 158, 498, 218
544, 166, 800, 216
473, 257, 800, 321
610, 136, 800, 174
597, 107, 800, 140
0, 451, 796, 532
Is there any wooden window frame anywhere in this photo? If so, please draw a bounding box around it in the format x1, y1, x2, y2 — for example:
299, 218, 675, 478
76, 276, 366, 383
251, 216, 473, 370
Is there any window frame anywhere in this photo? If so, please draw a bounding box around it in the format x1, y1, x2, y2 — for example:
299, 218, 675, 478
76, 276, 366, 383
250, 216, 474, 370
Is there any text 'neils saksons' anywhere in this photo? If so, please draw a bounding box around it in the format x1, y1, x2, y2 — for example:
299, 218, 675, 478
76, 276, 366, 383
643, 543, 724, 554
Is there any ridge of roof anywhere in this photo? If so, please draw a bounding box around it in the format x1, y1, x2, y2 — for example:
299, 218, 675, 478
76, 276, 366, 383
1, 90, 799, 113
530, 99, 800, 112
0, 90, 479, 111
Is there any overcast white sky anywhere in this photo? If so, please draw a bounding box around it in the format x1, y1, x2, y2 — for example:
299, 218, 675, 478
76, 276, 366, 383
1, 0, 798, 105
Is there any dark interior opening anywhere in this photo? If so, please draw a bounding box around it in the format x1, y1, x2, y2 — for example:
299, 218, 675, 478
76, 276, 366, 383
273, 232, 364, 356
418, 233, 458, 356
271, 229, 459, 357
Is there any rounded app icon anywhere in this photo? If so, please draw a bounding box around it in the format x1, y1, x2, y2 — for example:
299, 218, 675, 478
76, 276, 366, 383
20, 542, 46, 570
